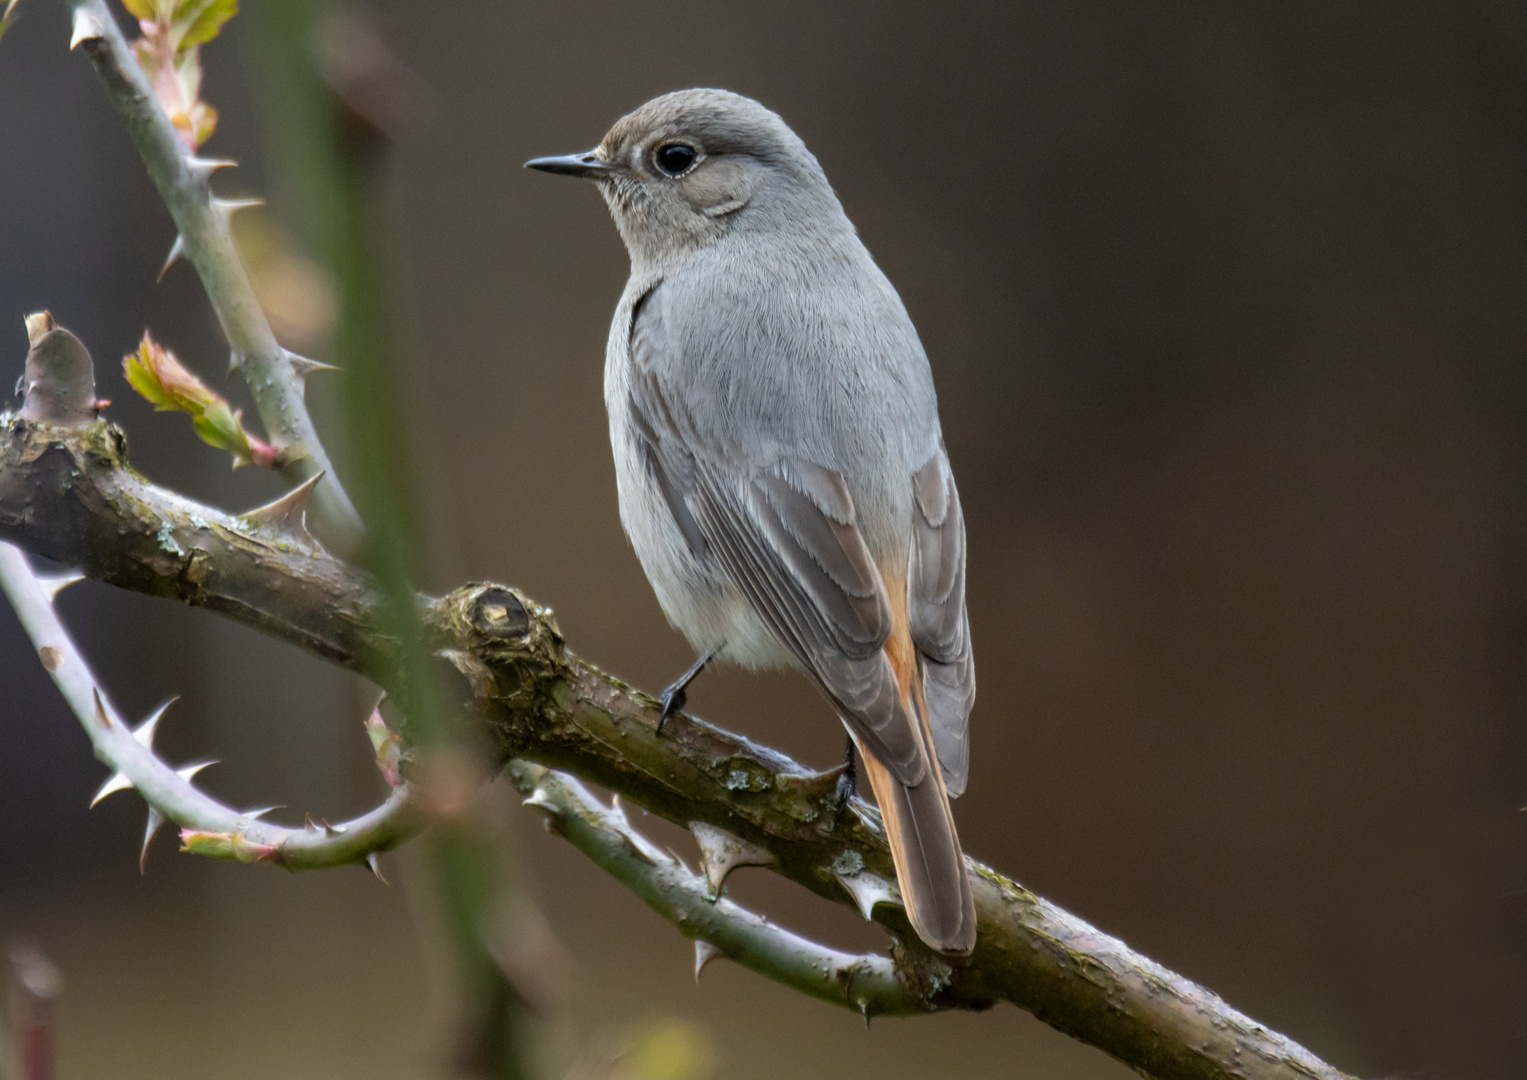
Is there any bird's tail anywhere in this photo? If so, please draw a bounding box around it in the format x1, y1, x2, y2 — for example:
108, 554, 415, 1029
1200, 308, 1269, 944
856, 665, 977, 954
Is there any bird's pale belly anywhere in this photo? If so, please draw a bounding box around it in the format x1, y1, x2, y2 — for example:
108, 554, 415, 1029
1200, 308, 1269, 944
609, 408, 795, 672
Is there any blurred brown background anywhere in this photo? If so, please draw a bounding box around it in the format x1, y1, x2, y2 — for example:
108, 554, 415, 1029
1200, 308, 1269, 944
1, 2, 1524, 1077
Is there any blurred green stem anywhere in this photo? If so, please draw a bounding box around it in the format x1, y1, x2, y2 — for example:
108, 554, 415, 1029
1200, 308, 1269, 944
64, 0, 364, 555
245, 4, 532, 1075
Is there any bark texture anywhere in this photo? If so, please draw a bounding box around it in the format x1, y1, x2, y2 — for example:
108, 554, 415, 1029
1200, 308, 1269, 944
0, 411, 1356, 1080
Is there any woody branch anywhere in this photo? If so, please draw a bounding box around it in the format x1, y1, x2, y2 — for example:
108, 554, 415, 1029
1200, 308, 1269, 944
0, 333, 1353, 1080
0, 3, 1360, 1079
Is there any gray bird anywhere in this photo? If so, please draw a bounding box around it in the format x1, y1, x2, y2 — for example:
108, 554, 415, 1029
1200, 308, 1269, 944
528, 89, 977, 954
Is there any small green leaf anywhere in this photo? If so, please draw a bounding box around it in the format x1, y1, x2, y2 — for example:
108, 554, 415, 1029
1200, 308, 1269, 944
173, 0, 235, 51
120, 0, 165, 21
191, 400, 254, 465
123, 332, 280, 469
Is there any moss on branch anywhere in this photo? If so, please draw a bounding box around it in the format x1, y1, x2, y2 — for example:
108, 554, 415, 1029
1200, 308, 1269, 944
0, 410, 1356, 1080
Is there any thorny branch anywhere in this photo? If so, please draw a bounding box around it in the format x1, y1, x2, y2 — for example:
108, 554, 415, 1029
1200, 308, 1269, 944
66, 0, 362, 555
0, 4, 1364, 1079
0, 342, 1356, 1080
0, 318, 416, 872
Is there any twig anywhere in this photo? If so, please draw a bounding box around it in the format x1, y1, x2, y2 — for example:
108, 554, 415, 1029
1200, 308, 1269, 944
0, 407, 1357, 1080
12, 10, 1361, 1075
64, 0, 362, 555
0, 540, 417, 871
508, 761, 917, 1019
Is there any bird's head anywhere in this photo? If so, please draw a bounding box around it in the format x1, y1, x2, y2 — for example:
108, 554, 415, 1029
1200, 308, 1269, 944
527, 88, 847, 271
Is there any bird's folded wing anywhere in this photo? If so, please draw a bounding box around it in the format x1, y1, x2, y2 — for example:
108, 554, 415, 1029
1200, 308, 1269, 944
628, 291, 926, 784
909, 451, 976, 796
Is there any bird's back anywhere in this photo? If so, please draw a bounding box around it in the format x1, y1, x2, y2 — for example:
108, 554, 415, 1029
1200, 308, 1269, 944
643, 225, 943, 559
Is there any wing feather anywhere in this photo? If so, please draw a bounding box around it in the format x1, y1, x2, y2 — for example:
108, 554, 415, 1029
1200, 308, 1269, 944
629, 291, 926, 783
910, 451, 976, 796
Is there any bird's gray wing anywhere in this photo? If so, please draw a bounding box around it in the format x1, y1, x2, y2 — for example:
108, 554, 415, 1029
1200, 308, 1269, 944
909, 449, 975, 796
628, 290, 927, 784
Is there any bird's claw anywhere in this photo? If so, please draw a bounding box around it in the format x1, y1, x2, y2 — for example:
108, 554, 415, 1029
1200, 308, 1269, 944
656, 684, 687, 734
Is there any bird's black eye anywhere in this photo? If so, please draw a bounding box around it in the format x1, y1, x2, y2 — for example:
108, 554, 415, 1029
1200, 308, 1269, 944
654, 142, 698, 177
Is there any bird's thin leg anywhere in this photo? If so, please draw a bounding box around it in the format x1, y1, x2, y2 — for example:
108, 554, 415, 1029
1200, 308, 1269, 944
657, 645, 720, 733
832, 736, 858, 826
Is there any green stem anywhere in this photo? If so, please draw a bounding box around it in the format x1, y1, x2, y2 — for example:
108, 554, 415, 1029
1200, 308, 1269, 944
64, 0, 363, 555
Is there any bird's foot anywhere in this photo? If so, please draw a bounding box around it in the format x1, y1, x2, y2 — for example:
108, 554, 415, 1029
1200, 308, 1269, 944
831, 739, 858, 828
655, 645, 719, 735
657, 684, 688, 729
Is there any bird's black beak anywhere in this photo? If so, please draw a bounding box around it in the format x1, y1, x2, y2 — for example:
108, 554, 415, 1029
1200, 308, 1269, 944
524, 150, 613, 178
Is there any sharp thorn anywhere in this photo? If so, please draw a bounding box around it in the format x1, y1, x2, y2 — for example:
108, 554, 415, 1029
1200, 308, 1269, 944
689, 821, 776, 896
366, 852, 388, 885
304, 812, 318, 832
36, 572, 85, 601
132, 697, 178, 751
185, 156, 237, 182
69, 6, 105, 49
92, 687, 113, 728
229, 350, 245, 374
858, 998, 872, 1030
285, 350, 339, 378
244, 806, 281, 821
833, 869, 901, 921
157, 234, 185, 282
175, 760, 216, 784
521, 787, 558, 814
237, 472, 324, 544
694, 939, 723, 983
90, 771, 133, 808
140, 808, 166, 874
322, 818, 346, 837
610, 796, 672, 867
210, 197, 264, 221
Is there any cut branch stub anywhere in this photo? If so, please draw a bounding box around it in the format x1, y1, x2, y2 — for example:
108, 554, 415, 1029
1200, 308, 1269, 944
17, 314, 98, 427
0, 401, 1364, 1080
